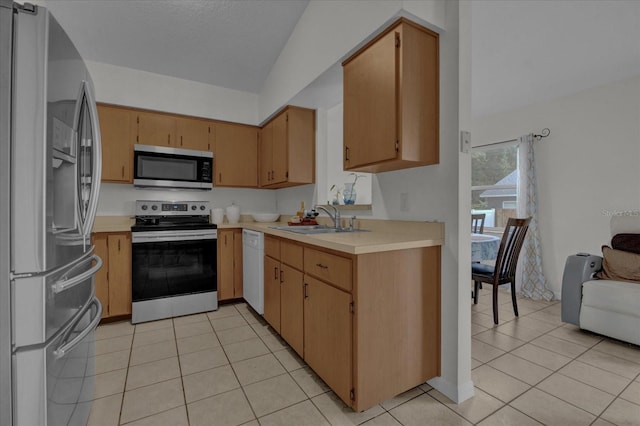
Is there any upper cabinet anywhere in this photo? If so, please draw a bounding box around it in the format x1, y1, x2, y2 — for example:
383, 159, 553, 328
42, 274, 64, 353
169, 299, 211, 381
343, 18, 439, 173
135, 111, 214, 152
175, 116, 213, 152
215, 122, 259, 187
97, 104, 134, 183
136, 111, 176, 147
259, 106, 316, 189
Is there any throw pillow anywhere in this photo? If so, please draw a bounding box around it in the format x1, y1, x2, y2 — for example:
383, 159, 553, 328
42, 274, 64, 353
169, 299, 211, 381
611, 233, 640, 255
596, 245, 640, 283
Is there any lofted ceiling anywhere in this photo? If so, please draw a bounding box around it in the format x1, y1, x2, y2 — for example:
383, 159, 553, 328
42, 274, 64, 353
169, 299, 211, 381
472, 0, 640, 118
40, 1, 640, 116
43, 0, 309, 94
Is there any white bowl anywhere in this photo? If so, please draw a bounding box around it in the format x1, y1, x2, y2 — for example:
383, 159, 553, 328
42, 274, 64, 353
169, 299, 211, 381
252, 213, 280, 223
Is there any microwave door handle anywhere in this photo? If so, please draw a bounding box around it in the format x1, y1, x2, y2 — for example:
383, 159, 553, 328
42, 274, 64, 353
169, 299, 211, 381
81, 81, 102, 239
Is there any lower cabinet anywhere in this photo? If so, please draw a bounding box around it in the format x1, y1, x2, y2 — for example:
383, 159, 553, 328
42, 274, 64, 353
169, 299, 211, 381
303, 274, 353, 405
92, 232, 132, 319
218, 229, 243, 301
263, 235, 441, 412
280, 264, 304, 356
263, 236, 304, 356
263, 255, 281, 332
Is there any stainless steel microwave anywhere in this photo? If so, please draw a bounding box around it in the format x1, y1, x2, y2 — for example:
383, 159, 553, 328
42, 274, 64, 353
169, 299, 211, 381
133, 144, 213, 190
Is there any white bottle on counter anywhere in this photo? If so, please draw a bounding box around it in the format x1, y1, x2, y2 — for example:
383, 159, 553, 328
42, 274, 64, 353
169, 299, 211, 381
226, 202, 240, 224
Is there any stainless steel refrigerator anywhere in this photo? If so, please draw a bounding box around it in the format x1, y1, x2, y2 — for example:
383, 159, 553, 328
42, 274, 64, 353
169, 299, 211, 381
0, 2, 103, 425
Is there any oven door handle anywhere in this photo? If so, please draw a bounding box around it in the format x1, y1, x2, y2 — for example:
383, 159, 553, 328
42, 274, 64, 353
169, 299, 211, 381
132, 233, 217, 243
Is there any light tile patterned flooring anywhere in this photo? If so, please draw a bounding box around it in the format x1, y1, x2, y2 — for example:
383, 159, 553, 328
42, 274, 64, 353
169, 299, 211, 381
88, 291, 640, 425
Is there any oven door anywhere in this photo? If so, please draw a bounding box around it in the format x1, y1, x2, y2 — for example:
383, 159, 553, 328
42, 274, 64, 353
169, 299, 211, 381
131, 229, 217, 302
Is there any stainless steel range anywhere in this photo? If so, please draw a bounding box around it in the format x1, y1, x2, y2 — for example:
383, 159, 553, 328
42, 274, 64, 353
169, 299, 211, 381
131, 200, 218, 323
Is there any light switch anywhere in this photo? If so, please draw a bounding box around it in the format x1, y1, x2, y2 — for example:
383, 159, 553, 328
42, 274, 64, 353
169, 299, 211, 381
460, 130, 471, 153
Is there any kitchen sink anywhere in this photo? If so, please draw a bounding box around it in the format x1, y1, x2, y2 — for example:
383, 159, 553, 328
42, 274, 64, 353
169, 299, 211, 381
270, 225, 369, 235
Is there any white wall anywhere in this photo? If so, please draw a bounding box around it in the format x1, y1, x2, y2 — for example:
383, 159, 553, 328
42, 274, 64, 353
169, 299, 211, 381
473, 74, 640, 298
87, 61, 260, 125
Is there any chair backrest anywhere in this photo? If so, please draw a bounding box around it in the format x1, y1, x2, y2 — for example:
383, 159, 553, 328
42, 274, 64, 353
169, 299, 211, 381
494, 217, 531, 280
472, 213, 486, 234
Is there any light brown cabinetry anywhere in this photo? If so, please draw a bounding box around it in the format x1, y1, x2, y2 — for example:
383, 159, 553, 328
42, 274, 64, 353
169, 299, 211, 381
97, 104, 134, 183
175, 116, 213, 151
136, 111, 176, 147
303, 273, 353, 405
263, 234, 441, 412
262, 236, 304, 356
215, 122, 259, 187
343, 18, 439, 173
259, 106, 315, 188
217, 229, 243, 301
92, 232, 132, 319
264, 254, 281, 332
135, 111, 215, 152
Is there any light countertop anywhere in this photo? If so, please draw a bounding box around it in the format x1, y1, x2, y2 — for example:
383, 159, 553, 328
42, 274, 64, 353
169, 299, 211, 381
93, 216, 444, 255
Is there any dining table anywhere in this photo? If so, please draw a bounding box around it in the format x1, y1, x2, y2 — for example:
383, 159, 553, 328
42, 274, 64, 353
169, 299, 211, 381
471, 233, 500, 262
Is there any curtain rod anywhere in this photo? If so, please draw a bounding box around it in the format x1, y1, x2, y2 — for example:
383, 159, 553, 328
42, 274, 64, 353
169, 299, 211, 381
473, 128, 550, 149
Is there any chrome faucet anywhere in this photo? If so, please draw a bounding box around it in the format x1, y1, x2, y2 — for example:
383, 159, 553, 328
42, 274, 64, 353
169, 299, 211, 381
314, 205, 341, 229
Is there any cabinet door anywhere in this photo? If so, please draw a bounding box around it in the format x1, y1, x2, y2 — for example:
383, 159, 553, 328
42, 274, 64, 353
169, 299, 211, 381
259, 122, 273, 187
97, 105, 133, 183
280, 264, 303, 357
218, 230, 235, 300
107, 233, 132, 316
233, 229, 243, 298
176, 116, 212, 152
270, 112, 288, 185
92, 234, 109, 319
304, 275, 352, 405
263, 255, 281, 332
343, 29, 398, 169
136, 111, 176, 147
216, 122, 258, 187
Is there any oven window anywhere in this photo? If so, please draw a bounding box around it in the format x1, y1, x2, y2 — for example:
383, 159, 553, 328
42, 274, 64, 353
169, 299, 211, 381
132, 238, 216, 301
137, 155, 198, 181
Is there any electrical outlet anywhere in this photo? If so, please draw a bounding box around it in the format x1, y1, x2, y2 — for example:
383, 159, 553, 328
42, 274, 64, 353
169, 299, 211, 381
400, 192, 409, 212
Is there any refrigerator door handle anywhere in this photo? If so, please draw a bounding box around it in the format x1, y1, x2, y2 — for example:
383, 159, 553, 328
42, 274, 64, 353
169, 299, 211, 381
80, 81, 102, 240
53, 297, 102, 359
53, 254, 102, 294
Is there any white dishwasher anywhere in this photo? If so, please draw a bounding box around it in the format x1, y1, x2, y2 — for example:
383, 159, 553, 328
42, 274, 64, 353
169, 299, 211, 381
242, 229, 264, 314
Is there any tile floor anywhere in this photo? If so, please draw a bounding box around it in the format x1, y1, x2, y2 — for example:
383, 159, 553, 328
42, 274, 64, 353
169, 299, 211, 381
87, 291, 640, 425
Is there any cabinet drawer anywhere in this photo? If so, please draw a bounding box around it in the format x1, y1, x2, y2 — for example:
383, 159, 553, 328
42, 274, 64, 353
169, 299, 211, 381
281, 241, 303, 270
304, 248, 352, 292
265, 235, 280, 260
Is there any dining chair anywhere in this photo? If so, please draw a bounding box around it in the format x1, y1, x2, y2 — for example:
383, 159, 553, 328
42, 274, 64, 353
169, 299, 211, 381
472, 213, 486, 234
472, 217, 531, 324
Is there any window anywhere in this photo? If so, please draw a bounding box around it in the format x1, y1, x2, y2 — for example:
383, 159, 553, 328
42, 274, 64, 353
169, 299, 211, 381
471, 144, 518, 230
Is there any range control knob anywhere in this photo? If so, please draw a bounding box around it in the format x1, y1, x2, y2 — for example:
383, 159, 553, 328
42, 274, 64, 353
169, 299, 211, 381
191, 205, 197, 211
151, 205, 158, 211
141, 205, 148, 211
200, 205, 206, 210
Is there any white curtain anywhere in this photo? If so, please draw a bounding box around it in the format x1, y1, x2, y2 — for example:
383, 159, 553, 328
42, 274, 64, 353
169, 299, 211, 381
517, 134, 554, 301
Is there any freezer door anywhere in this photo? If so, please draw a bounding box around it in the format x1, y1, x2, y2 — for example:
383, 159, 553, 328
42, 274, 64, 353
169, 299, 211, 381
12, 247, 102, 347
13, 296, 102, 426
